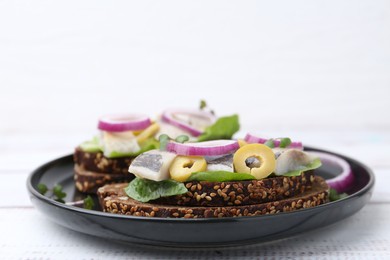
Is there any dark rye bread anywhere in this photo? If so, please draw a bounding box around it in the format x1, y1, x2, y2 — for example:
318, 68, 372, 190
97, 176, 329, 218
74, 165, 135, 194
154, 171, 314, 206
74, 147, 133, 175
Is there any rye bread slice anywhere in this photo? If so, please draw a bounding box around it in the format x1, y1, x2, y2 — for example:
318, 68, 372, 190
74, 165, 135, 194
73, 147, 134, 175
97, 176, 329, 218
153, 171, 314, 206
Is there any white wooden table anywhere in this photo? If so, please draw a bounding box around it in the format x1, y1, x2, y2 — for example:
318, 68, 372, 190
1, 1, 389, 259
0, 130, 389, 259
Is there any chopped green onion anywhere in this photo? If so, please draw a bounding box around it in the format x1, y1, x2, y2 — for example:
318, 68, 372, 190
279, 137, 292, 148
159, 134, 170, 151
53, 184, 66, 200
83, 196, 95, 210
264, 139, 275, 148
38, 183, 96, 210
199, 100, 207, 110
329, 188, 348, 201
175, 135, 189, 143
37, 183, 67, 202
37, 183, 48, 195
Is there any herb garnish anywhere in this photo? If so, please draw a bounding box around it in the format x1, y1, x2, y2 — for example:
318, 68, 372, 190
159, 134, 170, 151
329, 188, 348, 201
38, 183, 66, 203
199, 99, 215, 115
175, 135, 190, 143
279, 138, 292, 148
264, 139, 275, 148
264, 137, 291, 148
159, 134, 190, 151
37, 183, 95, 209
199, 100, 207, 110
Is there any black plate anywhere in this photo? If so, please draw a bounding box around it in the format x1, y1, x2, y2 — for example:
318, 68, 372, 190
27, 147, 374, 248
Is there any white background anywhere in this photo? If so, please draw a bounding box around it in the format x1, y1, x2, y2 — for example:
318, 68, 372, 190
0, 1, 389, 259
1, 0, 389, 135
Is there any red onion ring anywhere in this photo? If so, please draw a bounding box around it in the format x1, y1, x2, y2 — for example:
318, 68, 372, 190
309, 151, 354, 193
98, 114, 152, 132
167, 140, 239, 156
161, 109, 216, 137
244, 133, 303, 149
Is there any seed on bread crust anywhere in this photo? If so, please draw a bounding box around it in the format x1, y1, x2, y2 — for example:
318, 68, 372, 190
74, 164, 134, 194
97, 176, 329, 218
73, 147, 134, 175
152, 171, 315, 206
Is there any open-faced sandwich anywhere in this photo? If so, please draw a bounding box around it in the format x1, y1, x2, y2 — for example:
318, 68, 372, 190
97, 133, 329, 218
74, 114, 160, 193
75, 105, 240, 194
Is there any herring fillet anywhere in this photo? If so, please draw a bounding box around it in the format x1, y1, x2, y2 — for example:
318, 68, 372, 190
205, 154, 234, 172
128, 150, 177, 181
102, 131, 140, 157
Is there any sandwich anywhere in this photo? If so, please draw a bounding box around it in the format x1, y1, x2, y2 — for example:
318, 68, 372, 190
74, 114, 160, 193
75, 107, 240, 194
97, 134, 329, 218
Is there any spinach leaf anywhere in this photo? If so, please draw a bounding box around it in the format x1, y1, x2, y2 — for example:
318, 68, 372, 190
79, 136, 102, 153
197, 114, 240, 141
282, 158, 322, 177
105, 138, 159, 158
188, 171, 255, 182
124, 178, 188, 203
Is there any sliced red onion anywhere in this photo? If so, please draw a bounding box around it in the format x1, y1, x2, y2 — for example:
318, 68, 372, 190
98, 114, 151, 132
309, 151, 354, 193
167, 140, 239, 156
162, 109, 216, 137
244, 133, 303, 149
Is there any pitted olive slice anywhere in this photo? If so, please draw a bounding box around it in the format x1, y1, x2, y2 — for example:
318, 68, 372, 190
237, 139, 248, 147
169, 156, 207, 182
233, 144, 276, 179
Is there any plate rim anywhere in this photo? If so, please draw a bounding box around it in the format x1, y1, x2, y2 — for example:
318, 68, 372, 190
26, 146, 375, 223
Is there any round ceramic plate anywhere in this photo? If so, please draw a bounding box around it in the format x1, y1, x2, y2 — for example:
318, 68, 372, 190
27, 147, 374, 248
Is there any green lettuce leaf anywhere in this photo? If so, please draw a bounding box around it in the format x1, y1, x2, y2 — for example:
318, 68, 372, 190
124, 178, 188, 202
79, 136, 102, 153
106, 138, 159, 158
329, 188, 348, 201
188, 171, 255, 182
197, 114, 240, 142
282, 158, 322, 177
80, 136, 159, 158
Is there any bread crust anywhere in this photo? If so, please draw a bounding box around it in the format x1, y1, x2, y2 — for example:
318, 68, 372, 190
73, 147, 134, 175
153, 171, 314, 206
74, 165, 134, 194
97, 176, 329, 218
